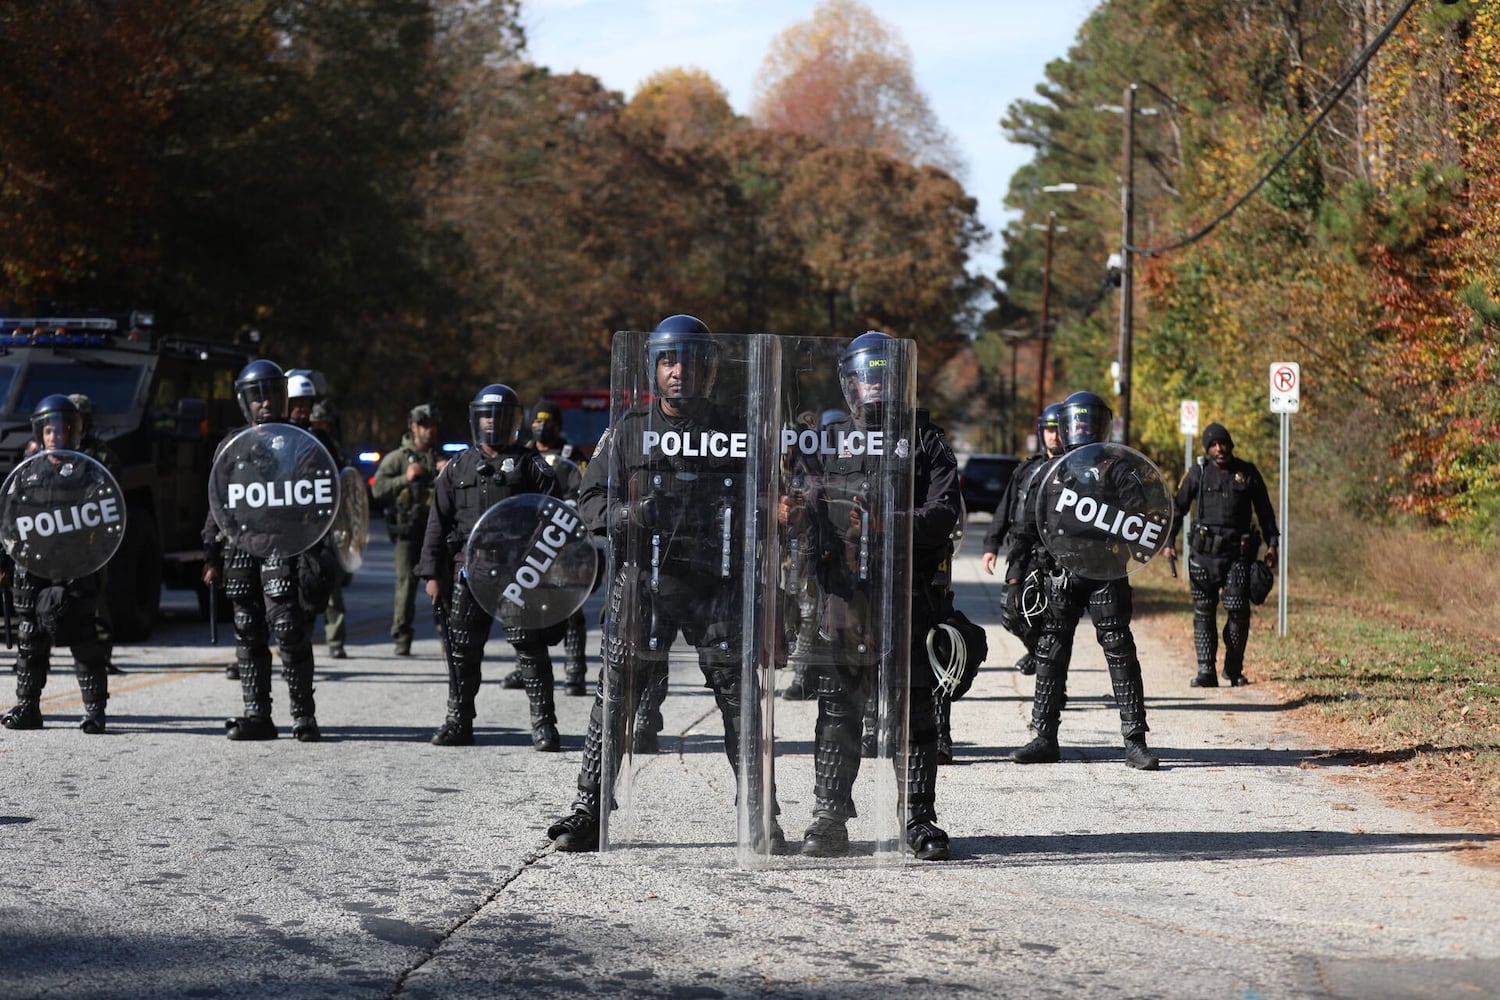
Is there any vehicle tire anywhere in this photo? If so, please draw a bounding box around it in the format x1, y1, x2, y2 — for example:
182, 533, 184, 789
108, 507, 163, 641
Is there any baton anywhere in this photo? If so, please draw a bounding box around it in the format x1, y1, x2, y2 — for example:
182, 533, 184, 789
208, 583, 219, 645
1169, 554, 1178, 578
3, 588, 12, 649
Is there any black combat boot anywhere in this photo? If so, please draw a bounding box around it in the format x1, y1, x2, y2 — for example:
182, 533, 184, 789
79, 706, 107, 734
1124, 737, 1160, 770
1224, 671, 1250, 687
225, 715, 278, 740
1014, 652, 1037, 675
907, 818, 950, 861
1, 701, 43, 730
500, 667, 523, 690
1190, 667, 1219, 687
548, 809, 600, 852
1010, 733, 1060, 763
430, 715, 474, 746
292, 718, 322, 742
801, 815, 850, 857
520, 654, 560, 753
563, 665, 588, 697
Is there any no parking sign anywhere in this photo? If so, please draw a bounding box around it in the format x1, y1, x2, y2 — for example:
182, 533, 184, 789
1270, 362, 1300, 413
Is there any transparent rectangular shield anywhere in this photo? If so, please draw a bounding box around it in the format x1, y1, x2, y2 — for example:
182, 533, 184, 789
772, 335, 916, 864
597, 330, 783, 865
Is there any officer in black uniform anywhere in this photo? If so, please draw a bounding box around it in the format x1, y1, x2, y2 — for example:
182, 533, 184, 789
1005, 390, 1160, 770
1162, 422, 1279, 687
549, 314, 782, 853
982, 401, 1064, 675
201, 360, 324, 742
501, 400, 590, 697
0, 396, 115, 733
416, 383, 566, 750
783, 331, 961, 861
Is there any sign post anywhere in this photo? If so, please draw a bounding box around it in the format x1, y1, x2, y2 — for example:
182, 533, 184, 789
1179, 399, 1199, 548
1268, 362, 1300, 636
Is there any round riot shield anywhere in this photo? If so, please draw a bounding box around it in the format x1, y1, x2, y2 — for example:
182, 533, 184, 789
208, 424, 340, 560
539, 454, 585, 502
462, 493, 598, 629
0, 451, 126, 581
330, 466, 371, 573
1034, 442, 1172, 580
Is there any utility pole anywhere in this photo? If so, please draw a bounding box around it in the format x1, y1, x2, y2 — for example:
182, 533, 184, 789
1118, 83, 1137, 446
1037, 211, 1055, 418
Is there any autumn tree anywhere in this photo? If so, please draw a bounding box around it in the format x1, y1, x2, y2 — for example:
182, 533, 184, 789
751, 0, 962, 176
623, 68, 742, 150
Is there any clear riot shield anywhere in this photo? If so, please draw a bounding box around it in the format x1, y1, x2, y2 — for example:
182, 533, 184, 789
331, 467, 371, 573
462, 493, 597, 629
1034, 442, 1172, 580
208, 424, 339, 559
0, 451, 126, 581
598, 331, 781, 865
774, 336, 916, 863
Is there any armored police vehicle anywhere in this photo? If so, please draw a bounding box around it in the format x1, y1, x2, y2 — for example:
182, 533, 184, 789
0, 313, 253, 638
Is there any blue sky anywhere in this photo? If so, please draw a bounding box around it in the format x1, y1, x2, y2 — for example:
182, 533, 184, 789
522, 0, 1100, 281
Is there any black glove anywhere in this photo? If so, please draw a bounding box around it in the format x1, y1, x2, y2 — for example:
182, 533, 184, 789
999, 582, 1025, 637
611, 496, 665, 531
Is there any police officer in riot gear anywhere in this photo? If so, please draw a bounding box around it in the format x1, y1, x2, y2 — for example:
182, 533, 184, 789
983, 402, 1064, 675
549, 314, 783, 853
1, 396, 114, 732
416, 383, 566, 750
288, 374, 348, 658
373, 404, 442, 656
1162, 422, 1279, 687
501, 400, 590, 696
202, 360, 324, 742
1005, 390, 1160, 770
783, 331, 961, 861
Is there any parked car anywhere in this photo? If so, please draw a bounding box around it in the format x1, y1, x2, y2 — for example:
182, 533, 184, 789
959, 453, 1021, 516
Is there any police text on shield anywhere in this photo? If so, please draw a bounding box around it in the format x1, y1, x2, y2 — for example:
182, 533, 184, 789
1053, 486, 1164, 549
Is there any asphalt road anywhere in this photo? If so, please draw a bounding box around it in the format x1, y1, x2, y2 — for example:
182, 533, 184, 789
2, 526, 1498, 999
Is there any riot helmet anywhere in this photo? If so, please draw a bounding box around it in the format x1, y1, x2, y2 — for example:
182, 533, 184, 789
470, 383, 524, 450
67, 393, 96, 435
1036, 402, 1064, 456
234, 359, 288, 425
646, 314, 718, 403
1060, 390, 1112, 450
287, 374, 317, 427
31, 394, 82, 450
839, 331, 900, 425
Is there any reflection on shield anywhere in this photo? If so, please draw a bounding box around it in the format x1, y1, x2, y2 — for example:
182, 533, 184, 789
772, 334, 917, 864
1033, 442, 1172, 580
598, 330, 782, 866
208, 424, 339, 560
330, 467, 370, 572
0, 451, 126, 581
462, 493, 596, 630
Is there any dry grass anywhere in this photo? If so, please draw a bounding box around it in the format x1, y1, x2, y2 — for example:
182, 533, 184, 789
1134, 517, 1500, 866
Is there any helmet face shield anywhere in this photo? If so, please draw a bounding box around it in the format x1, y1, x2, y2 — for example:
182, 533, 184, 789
31, 407, 82, 451
648, 340, 719, 401
469, 384, 523, 448
838, 332, 902, 421
1062, 403, 1107, 449
234, 360, 288, 425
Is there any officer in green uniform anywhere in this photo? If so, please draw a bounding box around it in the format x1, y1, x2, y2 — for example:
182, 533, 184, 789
372, 404, 442, 656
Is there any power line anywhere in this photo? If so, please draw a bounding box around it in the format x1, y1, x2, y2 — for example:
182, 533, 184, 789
1132, 0, 1423, 258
